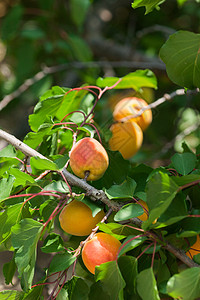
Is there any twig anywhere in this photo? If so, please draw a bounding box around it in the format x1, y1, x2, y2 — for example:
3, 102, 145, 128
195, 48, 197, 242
0, 60, 165, 112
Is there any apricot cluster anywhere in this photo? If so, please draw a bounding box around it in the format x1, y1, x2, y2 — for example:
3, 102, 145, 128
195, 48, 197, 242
59, 200, 121, 274
109, 96, 152, 159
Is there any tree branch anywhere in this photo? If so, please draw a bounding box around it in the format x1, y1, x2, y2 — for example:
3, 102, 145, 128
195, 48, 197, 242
0, 128, 198, 268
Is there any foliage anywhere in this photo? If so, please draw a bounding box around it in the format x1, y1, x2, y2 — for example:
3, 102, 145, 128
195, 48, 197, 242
0, 0, 200, 299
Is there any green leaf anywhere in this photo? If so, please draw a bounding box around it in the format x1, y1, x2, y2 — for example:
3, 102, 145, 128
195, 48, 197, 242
131, 0, 164, 14
98, 222, 136, 240
49, 252, 76, 273
89, 282, 110, 300
114, 203, 144, 222
95, 261, 126, 300
0, 144, 16, 158
118, 235, 147, 256
167, 267, 200, 300
23, 123, 53, 149
160, 31, 200, 89
0, 175, 15, 202
171, 152, 197, 175
96, 70, 157, 91
43, 180, 70, 193
137, 268, 160, 300
0, 290, 24, 300
142, 172, 178, 230
65, 276, 90, 300
172, 174, 200, 186
68, 35, 92, 62
3, 258, 16, 285
118, 256, 138, 295
30, 157, 58, 171
177, 217, 200, 237
9, 168, 36, 187
105, 177, 136, 200
155, 193, 187, 228
70, 0, 91, 27
0, 203, 22, 245
41, 233, 64, 253
11, 219, 43, 291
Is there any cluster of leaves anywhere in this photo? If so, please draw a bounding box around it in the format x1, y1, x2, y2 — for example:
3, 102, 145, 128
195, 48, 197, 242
0, 69, 200, 300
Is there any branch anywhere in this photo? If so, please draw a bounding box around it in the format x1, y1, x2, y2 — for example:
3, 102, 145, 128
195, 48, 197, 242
120, 88, 200, 122
0, 128, 198, 268
0, 60, 165, 112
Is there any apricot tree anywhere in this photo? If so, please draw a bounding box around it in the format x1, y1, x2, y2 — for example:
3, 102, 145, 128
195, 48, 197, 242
0, 1, 200, 300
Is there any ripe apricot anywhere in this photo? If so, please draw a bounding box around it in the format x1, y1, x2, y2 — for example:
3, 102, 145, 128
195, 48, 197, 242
69, 137, 109, 181
59, 200, 105, 236
109, 120, 143, 159
113, 97, 152, 131
136, 199, 157, 224
186, 235, 200, 259
82, 232, 121, 274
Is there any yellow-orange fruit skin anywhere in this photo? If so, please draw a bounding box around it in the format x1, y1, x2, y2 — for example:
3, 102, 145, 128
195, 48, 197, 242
137, 200, 157, 224
69, 137, 109, 181
109, 120, 143, 159
113, 97, 152, 131
82, 232, 121, 274
59, 200, 105, 236
186, 235, 200, 259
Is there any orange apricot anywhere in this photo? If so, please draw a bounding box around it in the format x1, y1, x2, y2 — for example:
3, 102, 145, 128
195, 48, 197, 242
113, 97, 152, 131
59, 200, 105, 236
136, 199, 157, 224
109, 120, 143, 159
82, 232, 121, 274
69, 137, 109, 181
186, 235, 200, 259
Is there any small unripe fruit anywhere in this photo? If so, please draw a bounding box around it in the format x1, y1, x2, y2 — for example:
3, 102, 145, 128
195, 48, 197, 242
70, 137, 109, 181
113, 97, 152, 131
59, 200, 105, 236
82, 232, 121, 274
109, 120, 143, 159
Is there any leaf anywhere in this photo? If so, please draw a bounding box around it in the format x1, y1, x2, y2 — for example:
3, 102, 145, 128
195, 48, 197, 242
118, 235, 147, 256
9, 168, 36, 187
167, 267, 200, 300
30, 157, 59, 171
11, 219, 43, 291
172, 174, 200, 186
89, 282, 110, 300
160, 31, 200, 89
49, 252, 76, 273
137, 268, 160, 300
3, 258, 16, 285
171, 152, 197, 175
65, 276, 90, 300
114, 203, 144, 222
118, 256, 138, 295
0, 290, 24, 300
43, 180, 70, 193
177, 217, 200, 237
98, 222, 136, 240
0, 144, 16, 158
0, 203, 22, 245
68, 35, 92, 62
96, 70, 157, 91
142, 172, 178, 230
0, 175, 15, 202
155, 193, 187, 228
105, 177, 136, 200
131, 0, 165, 14
70, 0, 91, 27
41, 233, 64, 253
95, 260, 126, 300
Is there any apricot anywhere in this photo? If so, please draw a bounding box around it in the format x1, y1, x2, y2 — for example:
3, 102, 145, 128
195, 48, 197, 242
59, 200, 105, 236
113, 97, 152, 131
186, 235, 200, 259
82, 232, 121, 274
69, 137, 109, 181
109, 120, 143, 159
136, 199, 157, 224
